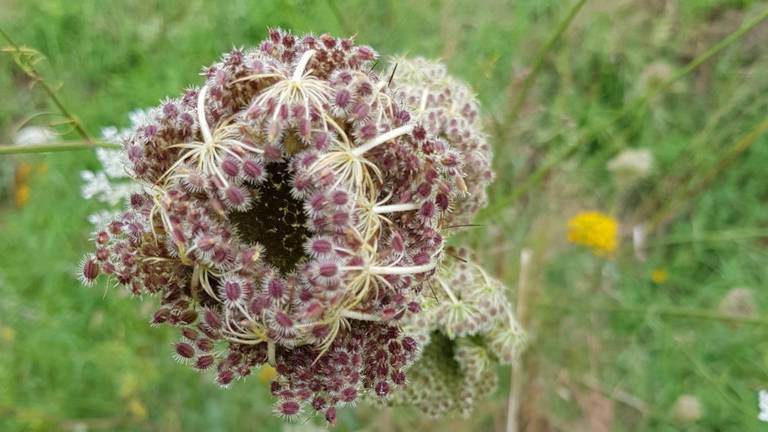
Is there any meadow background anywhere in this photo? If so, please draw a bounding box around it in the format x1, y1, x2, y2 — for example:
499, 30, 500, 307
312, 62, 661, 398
1, 0, 768, 430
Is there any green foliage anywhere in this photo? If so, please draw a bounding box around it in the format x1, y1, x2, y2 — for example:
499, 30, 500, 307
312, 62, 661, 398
1, 0, 768, 431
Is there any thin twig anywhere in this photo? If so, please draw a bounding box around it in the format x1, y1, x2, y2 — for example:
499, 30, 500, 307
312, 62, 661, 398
648, 117, 768, 233
574, 373, 681, 427
0, 140, 119, 155
649, 228, 768, 247
0, 26, 93, 143
535, 300, 768, 327
507, 249, 532, 432
506, 0, 589, 126
650, 320, 755, 421
576, 375, 652, 416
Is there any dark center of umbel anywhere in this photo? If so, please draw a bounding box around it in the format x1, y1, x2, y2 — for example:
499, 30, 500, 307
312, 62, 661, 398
229, 163, 310, 273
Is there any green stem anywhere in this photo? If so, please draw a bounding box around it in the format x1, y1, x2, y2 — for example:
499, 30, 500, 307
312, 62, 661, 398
0, 27, 93, 143
536, 300, 768, 327
484, 6, 768, 219
650, 228, 768, 247
506, 0, 589, 125
648, 117, 768, 232
0, 141, 119, 155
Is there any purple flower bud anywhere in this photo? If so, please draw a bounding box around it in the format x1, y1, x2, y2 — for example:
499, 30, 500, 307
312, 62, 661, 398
223, 280, 242, 303
340, 387, 357, 402
375, 381, 390, 397
335, 88, 351, 108
203, 309, 222, 329
195, 355, 215, 370
175, 342, 196, 359
217, 370, 235, 386
318, 262, 339, 278
220, 158, 240, 177
181, 327, 199, 341
81, 257, 100, 284
325, 407, 336, 424
223, 185, 251, 210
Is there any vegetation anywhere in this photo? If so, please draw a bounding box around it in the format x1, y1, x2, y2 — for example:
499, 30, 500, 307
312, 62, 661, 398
1, 0, 768, 430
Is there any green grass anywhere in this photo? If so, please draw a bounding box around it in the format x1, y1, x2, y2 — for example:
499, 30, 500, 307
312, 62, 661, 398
2, 0, 768, 430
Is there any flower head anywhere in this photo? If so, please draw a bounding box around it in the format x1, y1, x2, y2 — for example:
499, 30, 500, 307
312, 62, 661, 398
607, 148, 653, 178
718, 287, 756, 319
567, 211, 619, 257
651, 268, 668, 284
82, 30, 485, 422
389, 57, 493, 224
759, 390, 768, 422
671, 394, 702, 424
391, 248, 526, 417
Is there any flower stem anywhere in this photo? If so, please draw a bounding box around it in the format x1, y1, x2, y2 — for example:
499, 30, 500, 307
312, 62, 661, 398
506, 249, 532, 432
352, 125, 414, 156
647, 117, 768, 233
340, 310, 382, 322
0, 140, 120, 155
436, 278, 459, 304
0, 27, 93, 143
292, 50, 315, 81
369, 260, 437, 275
373, 202, 420, 214
196, 86, 213, 144
506, 0, 589, 126
535, 300, 768, 327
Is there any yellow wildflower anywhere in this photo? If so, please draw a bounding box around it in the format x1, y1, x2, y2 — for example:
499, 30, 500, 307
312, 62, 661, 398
651, 269, 668, 284
1, 326, 15, 343
17, 408, 46, 430
14, 161, 39, 208
119, 373, 148, 421
567, 211, 619, 257
127, 398, 148, 421
119, 373, 141, 399
15, 184, 30, 207
16, 161, 33, 180
257, 365, 278, 383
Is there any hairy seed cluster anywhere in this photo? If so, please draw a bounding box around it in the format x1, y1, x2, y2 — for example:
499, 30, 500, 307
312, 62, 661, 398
389, 57, 493, 224
80, 29, 491, 422
391, 248, 526, 417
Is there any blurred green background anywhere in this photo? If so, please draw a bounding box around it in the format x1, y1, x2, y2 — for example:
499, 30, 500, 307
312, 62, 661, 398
1, 0, 768, 431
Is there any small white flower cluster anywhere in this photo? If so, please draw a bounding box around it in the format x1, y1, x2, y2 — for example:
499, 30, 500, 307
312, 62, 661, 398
80, 110, 146, 226
14, 126, 56, 146
759, 389, 768, 422
607, 148, 653, 179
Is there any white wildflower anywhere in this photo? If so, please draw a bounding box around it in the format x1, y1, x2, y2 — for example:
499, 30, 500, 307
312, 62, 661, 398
671, 394, 702, 423
718, 287, 757, 318
87, 209, 121, 228
14, 126, 56, 146
607, 148, 653, 179
80, 170, 136, 205
759, 390, 768, 422
632, 224, 647, 261
80, 110, 147, 223
94, 148, 131, 178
